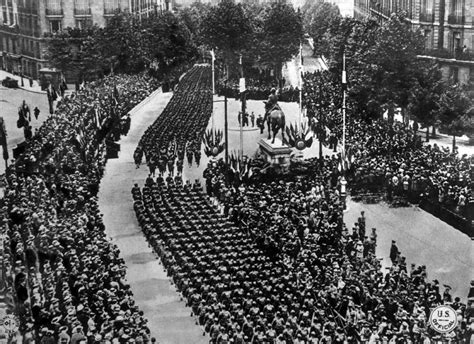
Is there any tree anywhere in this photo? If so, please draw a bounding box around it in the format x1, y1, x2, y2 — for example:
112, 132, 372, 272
408, 62, 444, 141
331, 13, 425, 122
96, 12, 146, 73
259, 2, 303, 79
176, 2, 212, 48
438, 85, 472, 151
46, 26, 103, 81
372, 13, 425, 123
302, 0, 341, 56
142, 12, 198, 79
344, 19, 382, 121
200, 0, 254, 75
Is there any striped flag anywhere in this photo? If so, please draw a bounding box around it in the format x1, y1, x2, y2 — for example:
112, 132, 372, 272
95, 107, 102, 131
210, 49, 215, 63
299, 43, 304, 88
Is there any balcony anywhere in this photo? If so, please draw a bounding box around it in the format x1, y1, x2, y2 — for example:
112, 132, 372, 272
74, 7, 92, 16
45, 8, 63, 17
447, 14, 464, 25
419, 12, 434, 22
423, 48, 474, 62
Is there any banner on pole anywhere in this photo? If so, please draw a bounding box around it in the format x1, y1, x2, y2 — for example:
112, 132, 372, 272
239, 78, 246, 93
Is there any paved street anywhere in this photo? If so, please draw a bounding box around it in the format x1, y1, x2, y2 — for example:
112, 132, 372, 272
344, 198, 473, 300
282, 43, 327, 88
98, 89, 209, 344
0, 85, 50, 174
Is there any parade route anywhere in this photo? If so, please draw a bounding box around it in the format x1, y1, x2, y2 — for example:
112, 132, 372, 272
98, 89, 209, 344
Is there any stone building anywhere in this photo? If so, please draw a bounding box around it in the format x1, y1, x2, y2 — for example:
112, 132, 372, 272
354, 0, 474, 85
0, 0, 168, 79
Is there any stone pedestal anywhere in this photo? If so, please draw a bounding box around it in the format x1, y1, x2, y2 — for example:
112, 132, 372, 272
258, 138, 292, 174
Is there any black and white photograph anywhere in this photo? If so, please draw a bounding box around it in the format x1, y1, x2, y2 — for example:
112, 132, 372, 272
0, 0, 473, 343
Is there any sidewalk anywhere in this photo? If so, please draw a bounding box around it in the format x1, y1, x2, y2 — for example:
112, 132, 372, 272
0, 70, 44, 93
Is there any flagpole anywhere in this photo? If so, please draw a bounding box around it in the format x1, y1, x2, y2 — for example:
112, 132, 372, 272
239, 54, 245, 160
342, 52, 346, 163
341, 51, 347, 211
224, 79, 229, 185
299, 43, 303, 131
211, 49, 215, 143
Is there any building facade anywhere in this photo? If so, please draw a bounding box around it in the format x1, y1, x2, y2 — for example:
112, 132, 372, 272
173, 0, 286, 7
354, 0, 474, 85
0, 0, 169, 79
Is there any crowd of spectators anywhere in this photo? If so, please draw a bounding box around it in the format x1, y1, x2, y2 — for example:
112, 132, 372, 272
302, 71, 473, 219
134, 65, 212, 177
1, 72, 159, 343
217, 77, 300, 103
345, 120, 472, 215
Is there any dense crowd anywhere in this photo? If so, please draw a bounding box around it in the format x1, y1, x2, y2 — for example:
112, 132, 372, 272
346, 120, 472, 215
134, 65, 212, 177
1, 73, 159, 343
132, 156, 471, 343
217, 77, 300, 102
302, 71, 473, 218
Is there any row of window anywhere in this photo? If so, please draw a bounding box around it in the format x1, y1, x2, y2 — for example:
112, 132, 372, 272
48, 19, 93, 32
1, 36, 40, 58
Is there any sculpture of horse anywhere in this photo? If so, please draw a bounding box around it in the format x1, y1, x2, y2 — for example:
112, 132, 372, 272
263, 102, 286, 144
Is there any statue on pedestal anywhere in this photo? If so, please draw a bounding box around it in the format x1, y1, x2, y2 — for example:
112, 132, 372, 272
263, 88, 286, 144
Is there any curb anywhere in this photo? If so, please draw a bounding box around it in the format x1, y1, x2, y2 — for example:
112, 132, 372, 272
19, 86, 45, 94
128, 87, 164, 117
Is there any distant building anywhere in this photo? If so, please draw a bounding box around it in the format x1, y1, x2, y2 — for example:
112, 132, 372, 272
173, 0, 287, 7
354, 0, 474, 85
0, 0, 168, 79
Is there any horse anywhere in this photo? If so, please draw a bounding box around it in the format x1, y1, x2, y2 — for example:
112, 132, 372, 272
263, 102, 286, 144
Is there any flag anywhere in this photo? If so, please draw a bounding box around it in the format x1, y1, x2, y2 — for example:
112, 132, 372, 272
112, 86, 119, 108
342, 52, 347, 91
299, 43, 304, 87
113, 85, 119, 100
73, 128, 87, 156
0, 117, 8, 162
248, 167, 253, 179
210, 49, 215, 63
95, 107, 102, 130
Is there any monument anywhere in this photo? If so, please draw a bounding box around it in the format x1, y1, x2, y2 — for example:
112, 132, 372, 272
258, 138, 292, 174
258, 89, 292, 174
